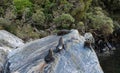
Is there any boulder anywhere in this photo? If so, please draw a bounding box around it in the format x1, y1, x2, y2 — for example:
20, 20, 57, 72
0, 49, 7, 72
0, 30, 24, 72
0, 30, 24, 50
7, 29, 103, 73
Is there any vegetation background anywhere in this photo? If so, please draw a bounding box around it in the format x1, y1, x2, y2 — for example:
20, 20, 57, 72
0, 0, 119, 41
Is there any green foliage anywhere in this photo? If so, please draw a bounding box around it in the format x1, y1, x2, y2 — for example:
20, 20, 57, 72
54, 13, 75, 24
4, 8, 16, 20
76, 21, 85, 34
6, 20, 40, 40
62, 2, 73, 12
58, 0, 73, 13
77, 22, 84, 26
0, 0, 13, 16
0, 7, 4, 16
30, 0, 45, 5
32, 9, 45, 26
22, 8, 33, 19
32, 0, 56, 23
84, 0, 93, 10
86, 7, 114, 36
0, 18, 11, 26
44, 0, 56, 13
15, 24, 40, 39
13, 0, 33, 13
43, 0, 56, 22
0, 0, 12, 6
4, 24, 17, 35
0, 18, 17, 34
71, 0, 92, 21
61, 24, 69, 29
53, 13, 75, 29
113, 21, 120, 29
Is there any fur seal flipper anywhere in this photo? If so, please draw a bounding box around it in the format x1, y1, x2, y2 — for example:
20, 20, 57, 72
44, 49, 54, 64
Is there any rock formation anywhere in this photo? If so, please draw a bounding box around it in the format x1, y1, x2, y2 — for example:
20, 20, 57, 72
3, 29, 104, 73
0, 30, 24, 72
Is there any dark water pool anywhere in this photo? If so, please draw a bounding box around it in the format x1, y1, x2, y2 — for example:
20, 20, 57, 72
99, 46, 120, 73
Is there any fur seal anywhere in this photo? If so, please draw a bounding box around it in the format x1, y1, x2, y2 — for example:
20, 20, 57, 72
57, 30, 70, 36
84, 40, 93, 51
84, 32, 95, 44
84, 32, 95, 51
54, 37, 65, 53
44, 49, 54, 64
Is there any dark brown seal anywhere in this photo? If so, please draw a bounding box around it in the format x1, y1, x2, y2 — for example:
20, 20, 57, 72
57, 30, 70, 36
44, 49, 54, 64
84, 40, 92, 51
54, 37, 65, 53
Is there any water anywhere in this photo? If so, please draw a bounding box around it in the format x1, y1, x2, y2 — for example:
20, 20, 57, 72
99, 45, 120, 73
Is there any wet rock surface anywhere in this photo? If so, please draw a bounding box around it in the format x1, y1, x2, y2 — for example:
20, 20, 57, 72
5, 29, 104, 73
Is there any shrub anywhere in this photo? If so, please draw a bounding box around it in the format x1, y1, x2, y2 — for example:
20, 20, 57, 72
30, 0, 45, 5
86, 7, 114, 36
43, 0, 56, 23
54, 13, 75, 24
0, 18, 17, 34
0, 18, 11, 26
113, 21, 120, 29
0, 7, 4, 16
13, 0, 33, 13
53, 13, 75, 28
15, 24, 40, 40
71, 0, 92, 21
22, 7, 33, 21
4, 7, 16, 20
77, 22, 85, 34
0, 0, 13, 16
58, 0, 73, 13
32, 9, 45, 26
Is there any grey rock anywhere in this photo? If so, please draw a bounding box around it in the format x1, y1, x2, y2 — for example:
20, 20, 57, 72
0, 30, 24, 72
7, 29, 104, 73
0, 30, 24, 53
0, 49, 7, 72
